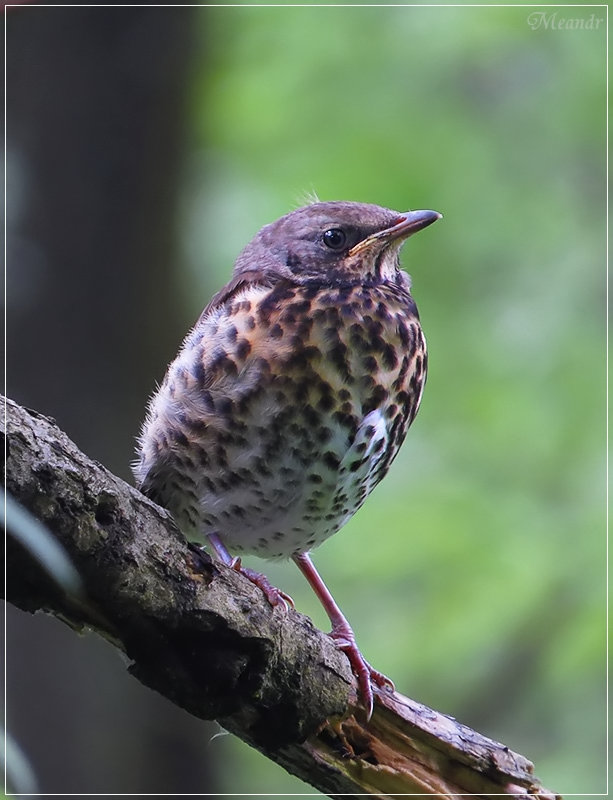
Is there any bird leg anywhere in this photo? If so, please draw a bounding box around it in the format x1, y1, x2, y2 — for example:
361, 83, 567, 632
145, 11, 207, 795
292, 551, 394, 720
206, 533, 294, 612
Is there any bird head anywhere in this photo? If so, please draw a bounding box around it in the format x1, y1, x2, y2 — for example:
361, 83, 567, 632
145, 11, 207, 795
233, 201, 442, 285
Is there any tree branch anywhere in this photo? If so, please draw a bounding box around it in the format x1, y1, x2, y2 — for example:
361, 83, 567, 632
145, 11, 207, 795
3, 396, 560, 799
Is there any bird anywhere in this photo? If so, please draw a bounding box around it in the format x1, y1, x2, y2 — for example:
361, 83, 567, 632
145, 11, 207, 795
133, 200, 441, 719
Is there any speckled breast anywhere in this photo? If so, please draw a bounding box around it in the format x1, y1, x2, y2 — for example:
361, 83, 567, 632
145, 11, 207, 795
136, 277, 426, 559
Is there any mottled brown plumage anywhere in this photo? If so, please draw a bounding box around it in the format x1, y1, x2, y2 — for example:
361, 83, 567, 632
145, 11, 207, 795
134, 201, 441, 718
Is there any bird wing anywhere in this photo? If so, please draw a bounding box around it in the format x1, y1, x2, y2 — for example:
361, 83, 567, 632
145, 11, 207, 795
193, 269, 281, 327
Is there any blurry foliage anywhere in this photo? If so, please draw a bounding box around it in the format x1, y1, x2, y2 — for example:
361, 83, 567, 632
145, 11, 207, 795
2, 731, 38, 796
179, 5, 606, 796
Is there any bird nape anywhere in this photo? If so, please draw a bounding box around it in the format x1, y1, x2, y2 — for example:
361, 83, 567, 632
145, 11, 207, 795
134, 200, 442, 719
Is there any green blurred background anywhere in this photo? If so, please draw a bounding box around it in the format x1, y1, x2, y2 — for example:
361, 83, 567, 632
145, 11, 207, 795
6, 4, 606, 797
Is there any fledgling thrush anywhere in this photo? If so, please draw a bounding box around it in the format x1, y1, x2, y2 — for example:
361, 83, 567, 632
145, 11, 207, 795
134, 201, 441, 718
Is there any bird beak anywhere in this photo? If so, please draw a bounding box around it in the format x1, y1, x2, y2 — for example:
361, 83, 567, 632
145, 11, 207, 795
348, 209, 442, 257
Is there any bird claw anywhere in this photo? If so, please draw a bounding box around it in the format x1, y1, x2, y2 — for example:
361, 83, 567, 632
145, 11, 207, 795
330, 628, 394, 720
230, 557, 295, 611
368, 665, 395, 692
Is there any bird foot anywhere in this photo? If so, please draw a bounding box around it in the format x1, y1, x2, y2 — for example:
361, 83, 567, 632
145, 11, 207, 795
230, 557, 295, 612
330, 626, 394, 720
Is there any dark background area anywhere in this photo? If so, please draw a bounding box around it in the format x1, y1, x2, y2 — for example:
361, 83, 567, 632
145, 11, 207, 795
6, 6, 220, 795
5, 4, 607, 796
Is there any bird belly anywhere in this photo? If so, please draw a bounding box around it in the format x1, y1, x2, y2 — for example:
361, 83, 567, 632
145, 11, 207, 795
186, 404, 391, 559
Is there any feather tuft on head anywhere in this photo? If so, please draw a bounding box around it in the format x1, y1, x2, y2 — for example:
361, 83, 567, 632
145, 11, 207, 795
293, 188, 321, 208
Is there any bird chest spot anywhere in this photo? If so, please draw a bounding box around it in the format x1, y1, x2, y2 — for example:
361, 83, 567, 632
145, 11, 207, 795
235, 338, 252, 360
374, 300, 394, 323
362, 384, 389, 415
382, 344, 399, 371
270, 323, 284, 339
317, 392, 335, 413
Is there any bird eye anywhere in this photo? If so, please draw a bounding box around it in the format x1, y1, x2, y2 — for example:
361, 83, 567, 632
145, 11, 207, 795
322, 228, 347, 250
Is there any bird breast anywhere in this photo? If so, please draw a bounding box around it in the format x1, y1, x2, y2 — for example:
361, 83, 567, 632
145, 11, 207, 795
135, 278, 426, 559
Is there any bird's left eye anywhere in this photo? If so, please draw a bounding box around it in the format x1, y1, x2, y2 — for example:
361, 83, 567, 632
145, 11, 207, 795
322, 228, 347, 250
